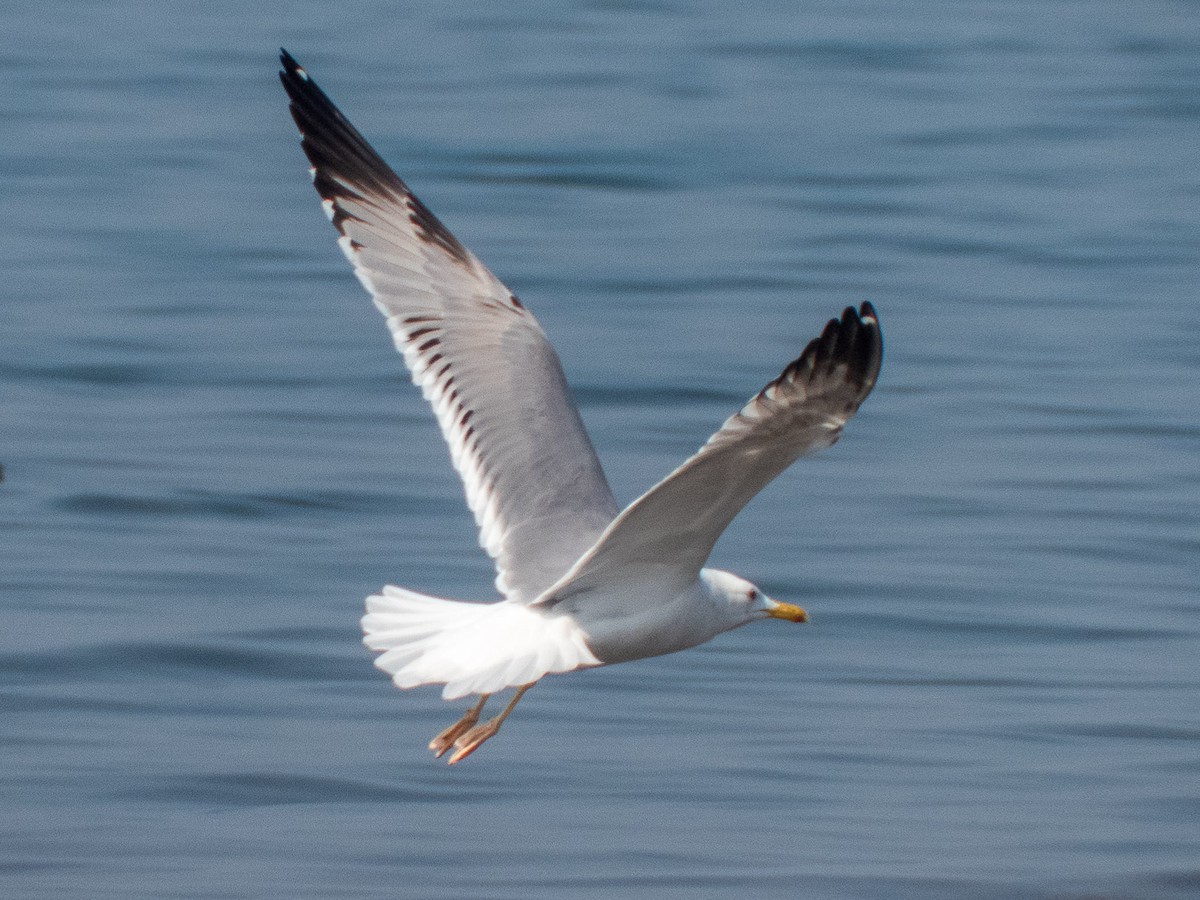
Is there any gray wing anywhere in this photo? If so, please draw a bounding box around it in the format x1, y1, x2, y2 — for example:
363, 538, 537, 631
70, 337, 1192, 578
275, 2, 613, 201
280, 51, 620, 603
538, 303, 882, 602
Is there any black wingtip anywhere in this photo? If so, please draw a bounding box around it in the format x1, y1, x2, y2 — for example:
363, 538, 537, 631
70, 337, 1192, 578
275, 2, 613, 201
852, 302, 883, 395
277, 51, 476, 267
279, 48, 315, 95
772, 301, 884, 408
279, 48, 300, 77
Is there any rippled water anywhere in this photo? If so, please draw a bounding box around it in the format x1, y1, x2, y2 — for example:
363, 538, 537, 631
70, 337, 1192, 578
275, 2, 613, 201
4, 2, 1199, 897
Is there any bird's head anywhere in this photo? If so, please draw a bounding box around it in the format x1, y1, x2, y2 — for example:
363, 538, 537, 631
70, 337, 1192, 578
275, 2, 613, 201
700, 569, 808, 627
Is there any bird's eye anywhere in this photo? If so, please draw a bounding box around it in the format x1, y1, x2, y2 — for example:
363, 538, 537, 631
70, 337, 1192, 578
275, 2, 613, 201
746, 589, 758, 601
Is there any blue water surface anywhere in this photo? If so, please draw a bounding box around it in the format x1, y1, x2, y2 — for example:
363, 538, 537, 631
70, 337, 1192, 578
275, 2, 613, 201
3, 1, 1199, 897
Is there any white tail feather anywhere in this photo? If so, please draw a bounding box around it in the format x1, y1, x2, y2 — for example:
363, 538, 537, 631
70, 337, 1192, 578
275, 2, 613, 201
362, 586, 600, 700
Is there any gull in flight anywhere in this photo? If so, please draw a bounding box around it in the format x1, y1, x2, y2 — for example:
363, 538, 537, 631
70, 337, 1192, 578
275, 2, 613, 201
279, 50, 883, 764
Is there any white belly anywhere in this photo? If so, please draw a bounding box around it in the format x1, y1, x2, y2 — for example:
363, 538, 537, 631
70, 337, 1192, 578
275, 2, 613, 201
553, 575, 736, 665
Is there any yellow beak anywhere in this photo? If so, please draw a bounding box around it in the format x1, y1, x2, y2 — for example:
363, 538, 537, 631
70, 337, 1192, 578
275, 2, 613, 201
765, 600, 808, 623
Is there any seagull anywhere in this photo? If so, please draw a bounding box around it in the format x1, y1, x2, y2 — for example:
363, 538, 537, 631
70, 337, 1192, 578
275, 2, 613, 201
279, 50, 883, 764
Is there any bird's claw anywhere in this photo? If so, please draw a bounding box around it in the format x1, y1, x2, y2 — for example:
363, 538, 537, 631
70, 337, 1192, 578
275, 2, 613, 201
428, 713, 480, 758
446, 720, 500, 765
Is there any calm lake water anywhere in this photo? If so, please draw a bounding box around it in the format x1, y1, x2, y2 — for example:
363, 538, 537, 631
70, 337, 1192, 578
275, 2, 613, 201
3, 1, 1199, 897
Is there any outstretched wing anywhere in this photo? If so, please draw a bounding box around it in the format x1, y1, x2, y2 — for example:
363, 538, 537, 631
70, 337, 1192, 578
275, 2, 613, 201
538, 303, 882, 602
280, 50, 620, 603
